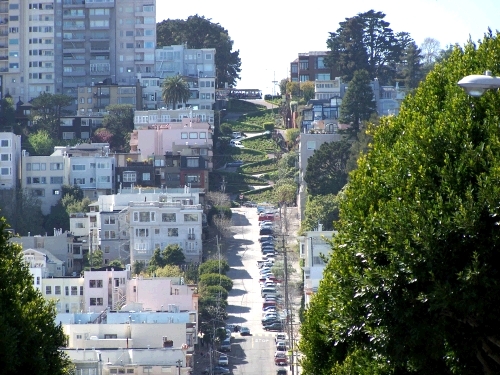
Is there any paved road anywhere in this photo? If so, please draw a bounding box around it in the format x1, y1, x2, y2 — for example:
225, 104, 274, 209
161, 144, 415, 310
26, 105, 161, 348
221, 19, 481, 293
223, 207, 287, 375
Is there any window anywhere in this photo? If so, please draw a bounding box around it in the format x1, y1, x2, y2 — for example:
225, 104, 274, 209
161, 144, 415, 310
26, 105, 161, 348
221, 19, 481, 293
104, 217, 116, 225
1, 153, 11, 161
73, 178, 85, 185
104, 231, 116, 239
186, 175, 199, 183
50, 176, 63, 184
71, 286, 78, 295
80, 286, 84, 296
189, 132, 198, 139
135, 228, 149, 237
90, 298, 104, 306
31, 189, 45, 197
313, 256, 325, 265
142, 173, 150, 181
181, 132, 188, 139
317, 57, 326, 69
1, 168, 10, 176
168, 228, 178, 237
187, 158, 199, 168
184, 214, 198, 222
299, 75, 309, 82
98, 176, 110, 183
89, 280, 104, 288
162, 213, 176, 222
46, 286, 52, 295
72, 165, 85, 171
199, 132, 206, 139
133, 212, 155, 222
307, 141, 316, 150
0, 140, 9, 147
299, 61, 309, 70
123, 171, 136, 182
55, 286, 61, 295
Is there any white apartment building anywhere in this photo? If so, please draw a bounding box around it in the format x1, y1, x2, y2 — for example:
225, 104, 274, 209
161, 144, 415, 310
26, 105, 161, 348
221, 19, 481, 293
21, 153, 69, 215
0, 132, 21, 189
314, 77, 343, 100
298, 227, 336, 306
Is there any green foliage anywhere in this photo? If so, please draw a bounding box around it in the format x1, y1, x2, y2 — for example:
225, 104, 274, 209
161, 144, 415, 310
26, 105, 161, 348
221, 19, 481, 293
226, 99, 265, 113
161, 74, 191, 110
201, 285, 228, 301
0, 97, 17, 131
279, 78, 288, 97
240, 138, 279, 153
86, 248, 103, 269
0, 188, 44, 236
102, 104, 134, 151
198, 259, 230, 276
154, 264, 183, 277
263, 122, 274, 132
30, 92, 73, 139
27, 130, 57, 156
301, 193, 340, 232
132, 261, 146, 275
156, 15, 241, 88
284, 128, 300, 145
302, 31, 500, 374
108, 259, 123, 268
274, 182, 296, 205
339, 69, 377, 134
219, 122, 233, 135
304, 140, 351, 196
199, 273, 233, 292
300, 81, 315, 102
0, 220, 72, 374
150, 244, 186, 268
399, 41, 424, 89
286, 81, 300, 96
239, 158, 276, 174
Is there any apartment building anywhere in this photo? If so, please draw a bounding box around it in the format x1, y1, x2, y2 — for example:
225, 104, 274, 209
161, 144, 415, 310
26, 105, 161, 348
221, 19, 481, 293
0, 131, 21, 189
0, 0, 156, 107
298, 226, 336, 306
290, 51, 339, 83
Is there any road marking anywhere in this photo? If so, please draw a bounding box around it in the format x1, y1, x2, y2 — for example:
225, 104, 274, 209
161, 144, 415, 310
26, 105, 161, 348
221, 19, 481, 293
254, 338, 269, 343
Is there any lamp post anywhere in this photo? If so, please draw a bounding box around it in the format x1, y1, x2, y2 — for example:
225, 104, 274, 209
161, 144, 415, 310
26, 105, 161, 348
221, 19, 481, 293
458, 70, 500, 96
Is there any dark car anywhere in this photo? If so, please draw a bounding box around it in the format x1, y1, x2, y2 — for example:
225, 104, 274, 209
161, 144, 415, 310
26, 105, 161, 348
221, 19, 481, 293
259, 235, 275, 242
277, 369, 287, 375
202, 366, 230, 375
260, 228, 273, 235
264, 322, 284, 331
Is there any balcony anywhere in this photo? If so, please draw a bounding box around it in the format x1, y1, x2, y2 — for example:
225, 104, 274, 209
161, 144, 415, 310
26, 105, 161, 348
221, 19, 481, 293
187, 234, 195, 240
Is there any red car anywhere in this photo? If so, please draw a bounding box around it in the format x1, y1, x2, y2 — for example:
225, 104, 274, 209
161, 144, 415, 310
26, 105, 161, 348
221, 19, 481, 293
259, 213, 276, 221
274, 352, 288, 366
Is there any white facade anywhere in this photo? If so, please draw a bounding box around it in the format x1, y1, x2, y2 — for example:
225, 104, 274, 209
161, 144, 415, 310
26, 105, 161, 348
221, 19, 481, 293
298, 228, 336, 306
68, 155, 115, 197
314, 77, 342, 100
21, 153, 69, 215
0, 132, 21, 189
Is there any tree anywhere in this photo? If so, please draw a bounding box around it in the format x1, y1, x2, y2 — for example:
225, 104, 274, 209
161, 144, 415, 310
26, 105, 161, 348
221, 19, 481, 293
284, 128, 300, 146
286, 81, 300, 97
198, 259, 230, 276
102, 104, 134, 151
206, 191, 231, 208
161, 75, 191, 110
92, 128, 114, 145
156, 15, 242, 88
86, 248, 103, 270
0, 220, 72, 374
304, 140, 351, 196
274, 182, 297, 205
30, 93, 73, 139
279, 78, 288, 97
155, 264, 183, 277
339, 69, 377, 134
301, 193, 341, 232
199, 273, 233, 292
27, 130, 57, 156
300, 81, 315, 102
300, 30, 500, 374
398, 41, 424, 89
0, 188, 44, 236
132, 260, 146, 275
108, 259, 123, 268
162, 244, 186, 266
325, 16, 370, 83
326, 10, 411, 85
0, 96, 17, 131
420, 37, 441, 66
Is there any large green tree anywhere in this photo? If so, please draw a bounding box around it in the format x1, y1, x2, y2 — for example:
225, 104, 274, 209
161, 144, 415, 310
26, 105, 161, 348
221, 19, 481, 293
0, 188, 44, 236
301, 193, 341, 232
156, 15, 241, 88
27, 130, 57, 156
30, 93, 73, 139
339, 69, 377, 134
101, 104, 134, 151
161, 75, 191, 110
326, 10, 412, 85
0, 96, 17, 132
398, 41, 424, 90
300, 31, 500, 375
150, 244, 186, 268
0, 220, 72, 374
304, 140, 351, 196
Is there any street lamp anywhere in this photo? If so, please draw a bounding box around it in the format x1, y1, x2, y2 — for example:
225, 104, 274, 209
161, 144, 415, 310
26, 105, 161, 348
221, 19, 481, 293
458, 70, 500, 96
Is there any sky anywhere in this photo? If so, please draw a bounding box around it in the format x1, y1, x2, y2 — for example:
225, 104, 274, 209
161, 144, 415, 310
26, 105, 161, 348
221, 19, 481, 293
156, 0, 500, 95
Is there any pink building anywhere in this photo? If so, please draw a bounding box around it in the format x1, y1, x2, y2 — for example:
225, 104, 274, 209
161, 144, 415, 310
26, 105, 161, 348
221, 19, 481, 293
130, 118, 213, 159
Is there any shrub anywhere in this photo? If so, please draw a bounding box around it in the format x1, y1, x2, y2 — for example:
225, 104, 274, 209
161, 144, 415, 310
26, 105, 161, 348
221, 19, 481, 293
220, 123, 232, 135
263, 122, 274, 132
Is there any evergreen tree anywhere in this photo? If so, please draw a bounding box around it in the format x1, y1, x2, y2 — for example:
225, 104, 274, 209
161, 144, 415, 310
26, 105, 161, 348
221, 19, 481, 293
0, 220, 72, 374
398, 41, 424, 89
339, 69, 377, 134
102, 104, 134, 152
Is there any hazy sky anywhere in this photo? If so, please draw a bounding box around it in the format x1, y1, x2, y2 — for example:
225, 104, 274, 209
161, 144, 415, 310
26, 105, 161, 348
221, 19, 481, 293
156, 0, 500, 95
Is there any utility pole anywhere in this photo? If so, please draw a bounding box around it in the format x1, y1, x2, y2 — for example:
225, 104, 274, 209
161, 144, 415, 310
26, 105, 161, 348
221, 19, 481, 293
176, 359, 182, 375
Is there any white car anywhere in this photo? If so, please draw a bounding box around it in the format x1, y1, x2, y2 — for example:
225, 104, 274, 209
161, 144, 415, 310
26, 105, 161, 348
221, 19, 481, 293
218, 354, 229, 366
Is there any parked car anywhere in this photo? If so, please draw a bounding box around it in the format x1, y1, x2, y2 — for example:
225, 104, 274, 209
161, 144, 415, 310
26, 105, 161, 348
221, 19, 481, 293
275, 333, 287, 343
218, 354, 229, 366
240, 326, 251, 336
260, 228, 273, 235
202, 367, 230, 375
259, 235, 275, 242
220, 338, 231, 352
275, 355, 288, 366
276, 341, 287, 352
277, 369, 287, 375
263, 305, 277, 312
230, 139, 244, 147
259, 220, 273, 227
264, 322, 284, 331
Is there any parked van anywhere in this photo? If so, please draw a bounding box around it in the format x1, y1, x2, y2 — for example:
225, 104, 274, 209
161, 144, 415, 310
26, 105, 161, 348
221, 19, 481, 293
261, 287, 277, 297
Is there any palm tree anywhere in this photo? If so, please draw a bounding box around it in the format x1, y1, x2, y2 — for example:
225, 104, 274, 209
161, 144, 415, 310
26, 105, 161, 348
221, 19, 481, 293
161, 75, 191, 109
